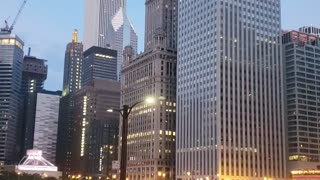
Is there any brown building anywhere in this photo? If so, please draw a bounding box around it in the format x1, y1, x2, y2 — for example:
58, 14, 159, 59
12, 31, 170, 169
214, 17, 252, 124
120, 1, 177, 179
71, 79, 120, 179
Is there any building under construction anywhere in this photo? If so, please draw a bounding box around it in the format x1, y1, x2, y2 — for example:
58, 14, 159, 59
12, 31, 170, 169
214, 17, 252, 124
19, 55, 48, 159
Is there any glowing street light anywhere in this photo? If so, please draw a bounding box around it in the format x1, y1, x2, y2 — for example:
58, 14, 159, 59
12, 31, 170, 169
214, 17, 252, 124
107, 96, 159, 180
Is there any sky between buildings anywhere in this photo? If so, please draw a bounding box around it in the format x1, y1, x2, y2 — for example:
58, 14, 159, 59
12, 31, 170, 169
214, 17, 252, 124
0, 0, 319, 91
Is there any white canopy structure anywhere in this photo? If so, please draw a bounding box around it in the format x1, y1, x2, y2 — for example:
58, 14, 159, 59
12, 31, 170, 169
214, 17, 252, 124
5, 149, 63, 179
17, 150, 58, 172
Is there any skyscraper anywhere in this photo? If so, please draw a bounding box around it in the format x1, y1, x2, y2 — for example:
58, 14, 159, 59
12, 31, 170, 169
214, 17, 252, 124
71, 79, 120, 179
144, 0, 177, 51
83, 0, 137, 80
82, 46, 117, 86
283, 29, 320, 173
83, 0, 126, 51
0, 33, 24, 166
120, 0, 177, 179
62, 29, 83, 96
33, 90, 61, 164
56, 30, 83, 176
107, 7, 138, 80
176, 0, 286, 179
20, 55, 47, 159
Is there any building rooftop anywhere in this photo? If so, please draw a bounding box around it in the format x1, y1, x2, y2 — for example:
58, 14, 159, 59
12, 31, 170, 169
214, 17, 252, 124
0, 33, 24, 45
83, 46, 117, 58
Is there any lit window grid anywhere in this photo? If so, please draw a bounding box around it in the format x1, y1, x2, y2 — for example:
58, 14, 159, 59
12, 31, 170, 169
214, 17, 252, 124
80, 96, 88, 157
177, 0, 285, 179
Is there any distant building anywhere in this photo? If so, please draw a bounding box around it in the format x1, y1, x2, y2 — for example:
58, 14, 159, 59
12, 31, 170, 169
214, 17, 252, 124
283, 30, 320, 171
119, 0, 177, 178
33, 90, 61, 164
71, 79, 120, 179
107, 7, 137, 80
0, 33, 24, 166
144, 0, 177, 51
62, 29, 83, 96
299, 26, 320, 37
19, 55, 47, 159
56, 30, 83, 176
83, 0, 125, 51
82, 46, 117, 86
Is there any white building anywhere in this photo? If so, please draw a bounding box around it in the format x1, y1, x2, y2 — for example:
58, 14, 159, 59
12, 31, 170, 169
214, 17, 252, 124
108, 7, 137, 80
83, 0, 125, 51
83, 0, 137, 80
176, 0, 287, 179
33, 91, 61, 164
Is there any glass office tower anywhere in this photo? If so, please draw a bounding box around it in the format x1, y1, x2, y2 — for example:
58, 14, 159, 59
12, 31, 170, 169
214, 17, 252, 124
0, 34, 24, 166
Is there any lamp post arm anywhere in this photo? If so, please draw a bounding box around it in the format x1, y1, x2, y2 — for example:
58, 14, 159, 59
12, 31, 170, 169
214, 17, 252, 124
127, 101, 143, 115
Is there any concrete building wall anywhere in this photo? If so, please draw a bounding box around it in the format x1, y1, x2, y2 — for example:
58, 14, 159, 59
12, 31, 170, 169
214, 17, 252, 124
72, 79, 120, 178
33, 91, 61, 164
283, 30, 320, 171
177, 0, 286, 179
121, 47, 177, 180
144, 0, 177, 50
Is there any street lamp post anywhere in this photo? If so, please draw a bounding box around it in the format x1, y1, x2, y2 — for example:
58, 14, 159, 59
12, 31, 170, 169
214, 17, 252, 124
120, 104, 129, 180
108, 97, 156, 180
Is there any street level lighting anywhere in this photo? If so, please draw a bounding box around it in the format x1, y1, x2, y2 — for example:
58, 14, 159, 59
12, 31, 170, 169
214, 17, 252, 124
107, 96, 157, 180
17, 172, 21, 180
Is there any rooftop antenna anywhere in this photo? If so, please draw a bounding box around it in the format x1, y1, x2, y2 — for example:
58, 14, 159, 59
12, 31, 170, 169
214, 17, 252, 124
28, 47, 31, 56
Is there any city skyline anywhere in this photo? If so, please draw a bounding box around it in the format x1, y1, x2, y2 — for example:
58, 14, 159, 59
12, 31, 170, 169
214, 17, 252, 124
1, 0, 320, 179
0, 0, 319, 91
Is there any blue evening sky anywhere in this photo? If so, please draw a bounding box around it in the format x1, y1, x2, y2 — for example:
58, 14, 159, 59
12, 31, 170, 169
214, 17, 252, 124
0, 0, 319, 91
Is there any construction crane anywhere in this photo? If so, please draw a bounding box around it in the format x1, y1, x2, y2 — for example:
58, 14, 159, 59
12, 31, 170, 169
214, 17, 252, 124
1, 0, 28, 34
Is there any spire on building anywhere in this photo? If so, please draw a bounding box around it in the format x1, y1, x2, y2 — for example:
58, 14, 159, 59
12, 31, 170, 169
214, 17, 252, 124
72, 29, 78, 43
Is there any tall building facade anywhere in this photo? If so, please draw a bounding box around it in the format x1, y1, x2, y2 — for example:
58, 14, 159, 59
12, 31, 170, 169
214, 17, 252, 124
120, 0, 177, 179
176, 0, 286, 179
83, 0, 126, 51
107, 7, 138, 80
71, 79, 120, 179
20, 56, 47, 158
283, 30, 320, 172
56, 30, 83, 176
62, 29, 83, 96
82, 46, 117, 86
21, 56, 48, 94
33, 90, 61, 164
0, 34, 24, 166
144, 0, 177, 50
